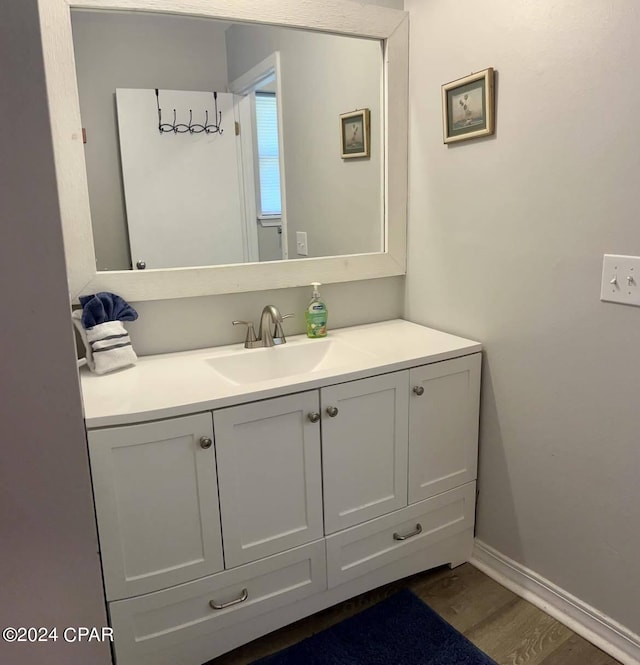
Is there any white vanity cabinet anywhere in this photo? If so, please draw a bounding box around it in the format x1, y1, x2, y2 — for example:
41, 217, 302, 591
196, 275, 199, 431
81, 322, 482, 665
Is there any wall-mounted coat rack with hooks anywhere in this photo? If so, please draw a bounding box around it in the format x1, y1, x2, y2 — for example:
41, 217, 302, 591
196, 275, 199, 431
155, 89, 223, 135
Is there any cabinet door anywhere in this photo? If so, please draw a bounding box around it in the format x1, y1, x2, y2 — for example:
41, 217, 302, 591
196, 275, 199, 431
214, 391, 323, 568
88, 413, 223, 601
322, 372, 409, 534
409, 353, 481, 503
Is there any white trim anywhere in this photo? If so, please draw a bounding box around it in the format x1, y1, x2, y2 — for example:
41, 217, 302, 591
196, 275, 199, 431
471, 539, 640, 665
231, 98, 258, 263
38, 0, 408, 301
272, 56, 288, 259
230, 52, 288, 260
233, 94, 260, 262
230, 52, 277, 96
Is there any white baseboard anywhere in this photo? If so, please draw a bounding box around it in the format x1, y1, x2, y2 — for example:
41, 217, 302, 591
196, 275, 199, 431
470, 540, 640, 665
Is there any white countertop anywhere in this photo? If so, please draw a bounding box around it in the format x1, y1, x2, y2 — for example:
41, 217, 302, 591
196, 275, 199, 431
80, 319, 481, 429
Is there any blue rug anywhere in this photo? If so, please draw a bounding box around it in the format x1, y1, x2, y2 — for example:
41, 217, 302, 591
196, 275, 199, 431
251, 589, 498, 665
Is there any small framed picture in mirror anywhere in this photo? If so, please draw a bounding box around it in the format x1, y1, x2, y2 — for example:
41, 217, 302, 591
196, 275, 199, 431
442, 68, 495, 143
340, 109, 370, 159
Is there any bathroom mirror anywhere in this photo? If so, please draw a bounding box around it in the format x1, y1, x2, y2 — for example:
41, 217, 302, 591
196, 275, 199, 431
71, 11, 384, 271
39, 0, 408, 300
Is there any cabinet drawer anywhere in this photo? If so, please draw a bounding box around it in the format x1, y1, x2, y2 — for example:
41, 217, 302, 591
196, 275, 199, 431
326, 483, 475, 588
109, 540, 327, 665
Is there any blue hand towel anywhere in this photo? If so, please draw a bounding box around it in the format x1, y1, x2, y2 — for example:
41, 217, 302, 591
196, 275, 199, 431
79, 292, 138, 329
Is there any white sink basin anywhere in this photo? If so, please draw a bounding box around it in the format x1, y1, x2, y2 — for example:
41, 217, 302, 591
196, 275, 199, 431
206, 337, 374, 385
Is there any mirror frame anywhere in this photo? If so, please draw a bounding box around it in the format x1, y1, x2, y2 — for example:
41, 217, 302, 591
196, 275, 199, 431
39, 0, 408, 301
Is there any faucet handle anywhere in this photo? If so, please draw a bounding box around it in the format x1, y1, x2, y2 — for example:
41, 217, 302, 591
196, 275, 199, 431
273, 314, 294, 344
232, 320, 258, 347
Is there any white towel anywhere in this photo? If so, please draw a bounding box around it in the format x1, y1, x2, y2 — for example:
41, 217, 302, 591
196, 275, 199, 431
72, 311, 137, 375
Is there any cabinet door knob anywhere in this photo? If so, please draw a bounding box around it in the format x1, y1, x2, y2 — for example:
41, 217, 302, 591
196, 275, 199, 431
308, 412, 320, 423
412, 386, 425, 396
326, 406, 339, 418
209, 588, 248, 610
199, 436, 213, 449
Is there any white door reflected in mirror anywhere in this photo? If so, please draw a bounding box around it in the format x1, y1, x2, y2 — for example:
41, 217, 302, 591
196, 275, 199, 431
117, 88, 249, 269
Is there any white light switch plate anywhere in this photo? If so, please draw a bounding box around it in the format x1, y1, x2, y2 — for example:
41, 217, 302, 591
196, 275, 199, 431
296, 231, 308, 256
601, 254, 640, 305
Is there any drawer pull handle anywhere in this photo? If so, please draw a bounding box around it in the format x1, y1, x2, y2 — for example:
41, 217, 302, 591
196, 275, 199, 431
413, 386, 425, 396
326, 406, 339, 417
209, 588, 248, 610
393, 523, 423, 541
199, 436, 213, 449
308, 412, 320, 423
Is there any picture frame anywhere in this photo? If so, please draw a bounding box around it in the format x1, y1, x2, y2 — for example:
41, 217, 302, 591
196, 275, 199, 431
442, 68, 495, 144
340, 109, 370, 159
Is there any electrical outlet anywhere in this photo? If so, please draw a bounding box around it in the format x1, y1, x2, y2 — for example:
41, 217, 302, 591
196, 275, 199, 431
296, 231, 308, 256
601, 254, 640, 306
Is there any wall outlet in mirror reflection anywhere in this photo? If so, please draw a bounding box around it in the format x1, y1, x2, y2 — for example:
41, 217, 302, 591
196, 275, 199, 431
296, 232, 308, 256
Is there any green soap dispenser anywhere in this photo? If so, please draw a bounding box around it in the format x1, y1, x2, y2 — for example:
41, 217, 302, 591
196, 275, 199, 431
305, 282, 328, 338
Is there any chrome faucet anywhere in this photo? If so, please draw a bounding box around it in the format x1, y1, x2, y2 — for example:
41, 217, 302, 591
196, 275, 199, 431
259, 305, 284, 347
233, 305, 294, 348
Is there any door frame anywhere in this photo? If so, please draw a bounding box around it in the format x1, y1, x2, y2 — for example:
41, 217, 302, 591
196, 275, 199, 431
230, 51, 288, 260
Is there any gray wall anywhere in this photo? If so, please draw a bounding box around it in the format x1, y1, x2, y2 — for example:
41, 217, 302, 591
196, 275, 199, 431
72, 11, 230, 270
226, 23, 383, 260
0, 1, 110, 663
129, 277, 404, 355
405, 0, 640, 635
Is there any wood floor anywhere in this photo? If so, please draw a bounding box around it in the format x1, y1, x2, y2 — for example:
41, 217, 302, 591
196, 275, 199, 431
207, 563, 620, 665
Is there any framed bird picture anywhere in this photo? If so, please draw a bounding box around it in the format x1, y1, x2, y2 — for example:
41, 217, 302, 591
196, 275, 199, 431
442, 68, 495, 144
339, 109, 370, 159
